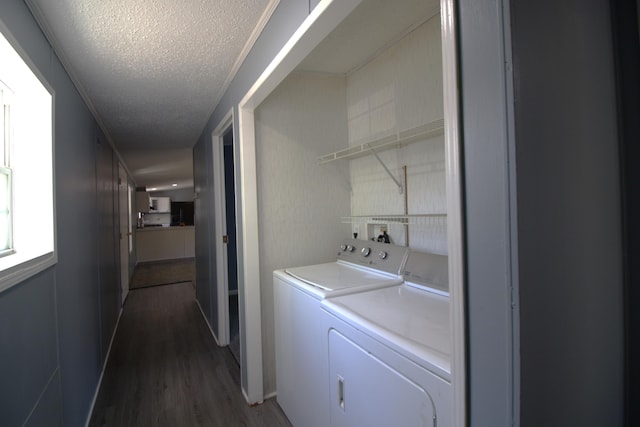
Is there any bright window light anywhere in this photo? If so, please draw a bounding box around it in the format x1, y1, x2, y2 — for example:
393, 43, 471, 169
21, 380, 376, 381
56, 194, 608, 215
0, 25, 56, 292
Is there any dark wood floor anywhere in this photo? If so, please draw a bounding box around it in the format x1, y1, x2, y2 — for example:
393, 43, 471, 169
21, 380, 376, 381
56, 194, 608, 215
88, 282, 291, 427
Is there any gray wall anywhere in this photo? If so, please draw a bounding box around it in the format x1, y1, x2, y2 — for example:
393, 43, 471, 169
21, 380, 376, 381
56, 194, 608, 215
192, 0, 314, 393
460, 0, 624, 425
510, 0, 623, 425
0, 1, 122, 426
193, 131, 215, 332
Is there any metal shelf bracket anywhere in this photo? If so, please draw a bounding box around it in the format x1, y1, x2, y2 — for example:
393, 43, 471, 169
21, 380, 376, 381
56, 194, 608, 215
369, 147, 403, 194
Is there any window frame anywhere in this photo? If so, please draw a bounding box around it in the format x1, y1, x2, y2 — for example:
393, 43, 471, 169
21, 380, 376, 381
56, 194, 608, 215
0, 20, 57, 293
0, 80, 15, 257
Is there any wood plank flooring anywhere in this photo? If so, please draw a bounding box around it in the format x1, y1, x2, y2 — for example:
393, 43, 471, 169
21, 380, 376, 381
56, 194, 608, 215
89, 282, 291, 427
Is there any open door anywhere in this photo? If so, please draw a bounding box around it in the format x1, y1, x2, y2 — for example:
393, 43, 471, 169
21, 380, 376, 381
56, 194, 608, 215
222, 128, 240, 363
118, 163, 130, 304
212, 110, 236, 349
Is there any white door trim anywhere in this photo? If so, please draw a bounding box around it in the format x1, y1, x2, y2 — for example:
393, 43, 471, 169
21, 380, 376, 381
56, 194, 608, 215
441, 0, 466, 425
118, 163, 130, 305
236, 0, 363, 404
212, 109, 234, 346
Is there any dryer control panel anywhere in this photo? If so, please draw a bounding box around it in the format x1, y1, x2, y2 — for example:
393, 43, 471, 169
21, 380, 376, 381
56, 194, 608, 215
337, 239, 408, 275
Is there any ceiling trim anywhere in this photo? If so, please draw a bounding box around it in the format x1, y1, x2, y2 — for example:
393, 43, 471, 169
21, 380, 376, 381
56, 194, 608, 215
220, 0, 281, 98
24, 0, 135, 182
195, 0, 281, 147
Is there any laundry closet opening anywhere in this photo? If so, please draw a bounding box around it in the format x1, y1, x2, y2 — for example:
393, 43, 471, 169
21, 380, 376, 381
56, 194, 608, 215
233, 0, 463, 418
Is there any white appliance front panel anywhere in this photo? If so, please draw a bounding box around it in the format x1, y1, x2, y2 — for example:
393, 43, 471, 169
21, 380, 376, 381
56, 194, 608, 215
329, 330, 437, 427
322, 285, 451, 380
273, 264, 403, 427
274, 276, 329, 427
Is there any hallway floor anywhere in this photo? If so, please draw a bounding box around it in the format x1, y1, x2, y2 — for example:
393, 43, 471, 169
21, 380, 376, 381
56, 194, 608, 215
88, 282, 291, 427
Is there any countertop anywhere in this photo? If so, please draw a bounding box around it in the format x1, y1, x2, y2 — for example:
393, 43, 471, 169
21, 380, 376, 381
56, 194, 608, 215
136, 225, 195, 232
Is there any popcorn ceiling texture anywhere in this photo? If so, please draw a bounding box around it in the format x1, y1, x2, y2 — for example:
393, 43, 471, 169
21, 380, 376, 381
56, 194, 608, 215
27, 0, 270, 150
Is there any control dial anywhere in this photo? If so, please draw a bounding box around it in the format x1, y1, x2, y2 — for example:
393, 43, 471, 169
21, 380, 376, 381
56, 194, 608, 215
346, 245, 355, 252
340, 244, 347, 251
361, 247, 371, 257
378, 251, 388, 260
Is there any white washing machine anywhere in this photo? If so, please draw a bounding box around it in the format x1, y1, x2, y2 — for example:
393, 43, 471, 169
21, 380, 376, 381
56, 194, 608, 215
274, 239, 408, 427
320, 251, 452, 427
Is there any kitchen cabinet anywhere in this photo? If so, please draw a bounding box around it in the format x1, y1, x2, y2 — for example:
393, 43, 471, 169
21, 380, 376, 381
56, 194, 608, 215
150, 197, 171, 213
136, 226, 195, 262
135, 191, 150, 213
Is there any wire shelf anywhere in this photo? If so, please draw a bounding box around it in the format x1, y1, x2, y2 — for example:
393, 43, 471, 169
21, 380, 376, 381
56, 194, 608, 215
341, 214, 447, 225
318, 119, 445, 165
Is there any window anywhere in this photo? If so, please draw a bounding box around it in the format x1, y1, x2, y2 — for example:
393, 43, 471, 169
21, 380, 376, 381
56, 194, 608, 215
0, 25, 55, 292
0, 80, 13, 255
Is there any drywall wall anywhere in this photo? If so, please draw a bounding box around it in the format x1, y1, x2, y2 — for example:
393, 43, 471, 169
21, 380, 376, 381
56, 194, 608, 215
192, 0, 312, 395
254, 71, 350, 394
0, 268, 61, 427
510, 0, 623, 425
459, 0, 625, 425
0, 1, 122, 426
346, 16, 446, 253
193, 134, 215, 333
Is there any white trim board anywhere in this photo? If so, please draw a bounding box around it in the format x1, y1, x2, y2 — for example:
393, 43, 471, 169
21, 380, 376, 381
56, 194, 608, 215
236, 0, 363, 404
441, 0, 466, 425
212, 109, 235, 347
196, 298, 222, 347
84, 308, 124, 427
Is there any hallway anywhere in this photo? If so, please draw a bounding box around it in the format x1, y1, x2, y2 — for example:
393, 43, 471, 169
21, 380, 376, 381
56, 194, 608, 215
88, 282, 291, 427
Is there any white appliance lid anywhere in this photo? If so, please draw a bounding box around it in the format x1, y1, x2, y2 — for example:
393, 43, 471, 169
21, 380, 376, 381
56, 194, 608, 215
285, 262, 400, 291
322, 285, 451, 378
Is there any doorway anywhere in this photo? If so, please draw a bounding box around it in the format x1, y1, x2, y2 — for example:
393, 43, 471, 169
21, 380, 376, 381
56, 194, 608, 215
223, 127, 240, 363
118, 163, 130, 305
234, 0, 464, 411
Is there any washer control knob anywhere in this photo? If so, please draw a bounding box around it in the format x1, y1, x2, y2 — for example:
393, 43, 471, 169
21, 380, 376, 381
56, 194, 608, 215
347, 245, 355, 252
361, 247, 371, 257
340, 244, 347, 251
378, 251, 388, 260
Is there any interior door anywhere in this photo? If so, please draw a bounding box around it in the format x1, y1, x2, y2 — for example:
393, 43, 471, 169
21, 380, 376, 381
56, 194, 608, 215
118, 163, 130, 304
223, 128, 240, 362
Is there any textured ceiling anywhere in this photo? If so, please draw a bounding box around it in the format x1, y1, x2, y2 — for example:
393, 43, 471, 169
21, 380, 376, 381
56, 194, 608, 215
26, 0, 274, 191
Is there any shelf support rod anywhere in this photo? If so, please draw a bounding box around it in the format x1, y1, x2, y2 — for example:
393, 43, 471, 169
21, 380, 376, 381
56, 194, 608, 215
369, 147, 403, 194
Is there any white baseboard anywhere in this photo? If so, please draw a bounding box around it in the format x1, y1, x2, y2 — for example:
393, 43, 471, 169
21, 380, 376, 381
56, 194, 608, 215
195, 298, 221, 346
84, 306, 124, 427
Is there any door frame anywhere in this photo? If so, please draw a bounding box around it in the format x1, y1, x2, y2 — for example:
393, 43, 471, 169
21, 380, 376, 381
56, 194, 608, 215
212, 109, 234, 346
235, 0, 466, 417
118, 162, 130, 305
236, 0, 363, 404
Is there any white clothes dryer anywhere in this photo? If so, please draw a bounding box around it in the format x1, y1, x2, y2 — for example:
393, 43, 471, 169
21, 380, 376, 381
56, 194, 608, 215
274, 239, 408, 427
320, 251, 452, 427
